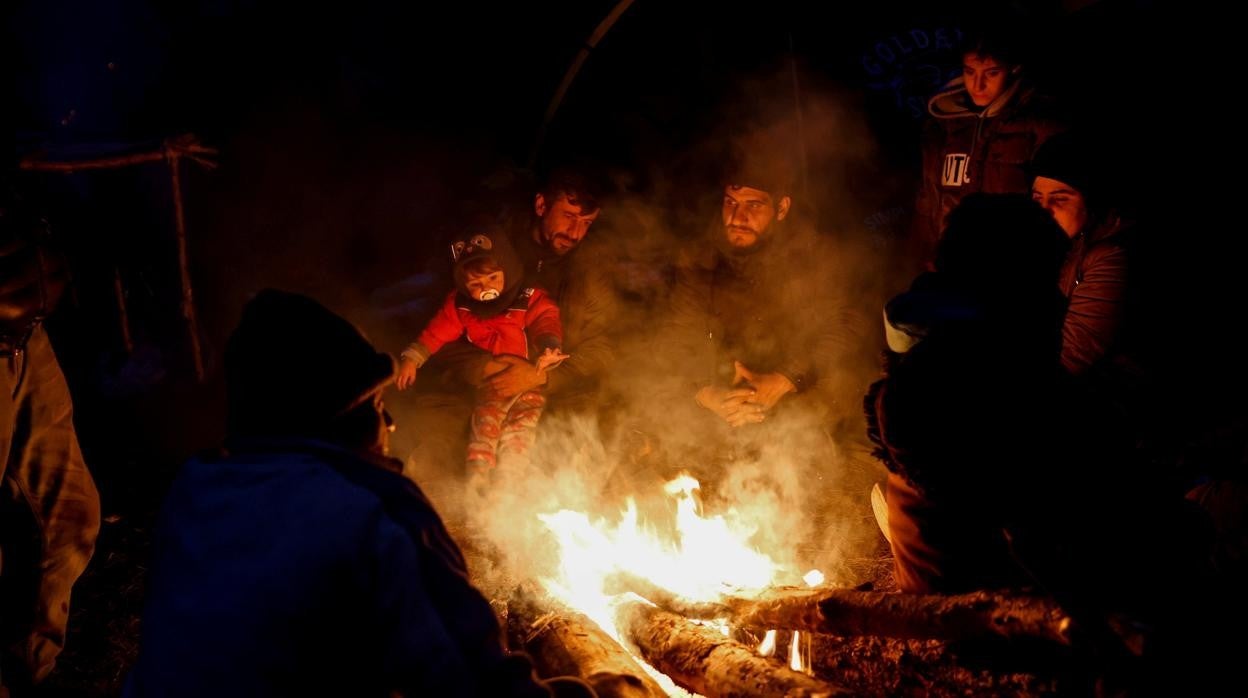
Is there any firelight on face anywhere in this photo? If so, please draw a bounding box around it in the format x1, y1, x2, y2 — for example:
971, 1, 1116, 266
962, 53, 1011, 108
535, 193, 600, 256
465, 268, 504, 301
721, 185, 790, 250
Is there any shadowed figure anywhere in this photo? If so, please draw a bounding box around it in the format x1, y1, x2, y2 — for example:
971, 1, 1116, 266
124, 289, 593, 698
871, 194, 1229, 693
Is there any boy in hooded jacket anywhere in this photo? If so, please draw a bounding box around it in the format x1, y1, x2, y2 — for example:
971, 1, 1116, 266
913, 25, 1066, 265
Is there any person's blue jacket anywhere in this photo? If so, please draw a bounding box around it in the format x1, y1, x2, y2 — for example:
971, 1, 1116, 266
124, 438, 550, 698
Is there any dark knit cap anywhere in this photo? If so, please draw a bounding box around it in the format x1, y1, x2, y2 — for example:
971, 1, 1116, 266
720, 128, 799, 198
450, 224, 525, 317
225, 289, 394, 439
722, 154, 797, 199
936, 193, 1070, 296
1028, 132, 1099, 203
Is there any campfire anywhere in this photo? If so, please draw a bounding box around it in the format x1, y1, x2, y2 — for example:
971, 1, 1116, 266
495, 474, 1073, 697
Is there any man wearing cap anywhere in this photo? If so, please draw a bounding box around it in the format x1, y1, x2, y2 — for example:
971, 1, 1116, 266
125, 290, 583, 697
657, 153, 869, 451
1029, 132, 1133, 377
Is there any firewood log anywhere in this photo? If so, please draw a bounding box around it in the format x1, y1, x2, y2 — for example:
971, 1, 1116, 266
508, 584, 666, 698
615, 597, 849, 697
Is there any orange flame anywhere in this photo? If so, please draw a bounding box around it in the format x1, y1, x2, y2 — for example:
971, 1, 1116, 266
538, 473, 821, 694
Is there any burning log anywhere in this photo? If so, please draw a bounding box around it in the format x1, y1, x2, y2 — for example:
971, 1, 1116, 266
721, 586, 1073, 646
508, 584, 666, 698
614, 597, 849, 698
807, 633, 1061, 695
611, 572, 1072, 646
604, 572, 731, 619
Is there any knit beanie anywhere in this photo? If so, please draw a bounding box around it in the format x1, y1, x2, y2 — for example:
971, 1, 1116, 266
225, 289, 394, 439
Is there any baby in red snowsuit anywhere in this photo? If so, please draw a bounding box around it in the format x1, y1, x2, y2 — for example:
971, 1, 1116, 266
396, 229, 566, 478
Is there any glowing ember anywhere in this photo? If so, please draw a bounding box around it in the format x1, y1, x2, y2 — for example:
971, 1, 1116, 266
789, 631, 804, 671
787, 567, 825, 672
757, 628, 778, 657
663, 474, 701, 497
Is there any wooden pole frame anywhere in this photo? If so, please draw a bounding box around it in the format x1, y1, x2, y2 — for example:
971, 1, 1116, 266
20, 135, 218, 381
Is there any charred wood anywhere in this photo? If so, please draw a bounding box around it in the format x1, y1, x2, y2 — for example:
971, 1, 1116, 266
508, 584, 666, 698
722, 586, 1072, 646
614, 597, 849, 698
610, 573, 1071, 646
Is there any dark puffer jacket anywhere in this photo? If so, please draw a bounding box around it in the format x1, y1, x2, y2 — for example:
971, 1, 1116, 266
126, 439, 554, 698
1059, 213, 1132, 376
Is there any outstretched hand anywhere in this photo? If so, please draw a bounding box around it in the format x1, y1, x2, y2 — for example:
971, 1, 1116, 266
535, 347, 571, 372
395, 358, 418, 390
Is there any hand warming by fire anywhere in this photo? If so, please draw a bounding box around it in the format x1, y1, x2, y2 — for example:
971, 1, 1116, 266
114, 143, 1198, 698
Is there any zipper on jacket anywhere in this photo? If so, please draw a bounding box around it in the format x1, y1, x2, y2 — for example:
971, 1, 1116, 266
967, 113, 986, 184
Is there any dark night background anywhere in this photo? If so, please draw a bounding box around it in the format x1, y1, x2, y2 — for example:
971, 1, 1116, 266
7, 0, 1236, 694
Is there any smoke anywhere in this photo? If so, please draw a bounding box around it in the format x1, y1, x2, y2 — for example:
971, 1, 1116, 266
177, 56, 910, 597
441, 67, 908, 598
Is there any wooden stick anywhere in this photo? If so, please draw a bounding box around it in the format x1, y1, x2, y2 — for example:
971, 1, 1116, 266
614, 576, 1073, 646
615, 598, 848, 698
20, 135, 216, 381
527, 0, 635, 167
604, 572, 731, 619
19, 151, 165, 173
508, 585, 666, 698
113, 267, 133, 354
18, 137, 219, 173
167, 152, 205, 382
730, 586, 1072, 646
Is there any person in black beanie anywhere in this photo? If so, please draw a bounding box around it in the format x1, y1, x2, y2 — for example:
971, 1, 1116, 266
125, 289, 591, 698
1029, 131, 1136, 378
223, 289, 398, 449
869, 194, 1072, 594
